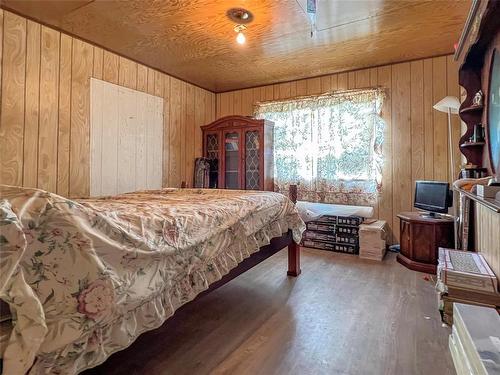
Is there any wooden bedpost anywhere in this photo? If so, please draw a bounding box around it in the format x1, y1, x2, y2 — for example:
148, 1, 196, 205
287, 184, 301, 277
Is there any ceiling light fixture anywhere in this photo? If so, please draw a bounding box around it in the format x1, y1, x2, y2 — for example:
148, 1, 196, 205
234, 24, 247, 44
226, 8, 253, 45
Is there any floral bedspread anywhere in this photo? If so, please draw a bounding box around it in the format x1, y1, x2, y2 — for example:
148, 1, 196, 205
0, 186, 305, 374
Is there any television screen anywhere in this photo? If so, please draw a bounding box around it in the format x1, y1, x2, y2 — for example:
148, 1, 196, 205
414, 181, 451, 214
488, 49, 500, 174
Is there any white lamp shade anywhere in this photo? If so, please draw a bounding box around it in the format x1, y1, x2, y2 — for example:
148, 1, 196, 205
433, 96, 461, 114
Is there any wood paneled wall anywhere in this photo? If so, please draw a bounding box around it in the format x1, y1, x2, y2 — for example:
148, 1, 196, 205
0, 9, 463, 243
216, 56, 462, 242
0, 10, 216, 197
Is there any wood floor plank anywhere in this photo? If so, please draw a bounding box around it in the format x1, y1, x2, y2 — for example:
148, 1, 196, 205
84, 250, 454, 375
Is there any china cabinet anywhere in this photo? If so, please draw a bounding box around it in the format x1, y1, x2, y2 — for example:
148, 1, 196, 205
201, 116, 274, 191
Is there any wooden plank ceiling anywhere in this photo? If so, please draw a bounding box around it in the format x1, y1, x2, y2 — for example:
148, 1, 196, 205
0, 0, 471, 92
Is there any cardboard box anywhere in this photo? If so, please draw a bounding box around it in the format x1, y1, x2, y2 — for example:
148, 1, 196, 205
359, 220, 387, 261
438, 248, 498, 294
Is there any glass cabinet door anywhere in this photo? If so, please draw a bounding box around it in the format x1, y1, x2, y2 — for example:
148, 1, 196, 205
206, 133, 219, 160
245, 130, 260, 190
224, 131, 240, 189
205, 132, 220, 188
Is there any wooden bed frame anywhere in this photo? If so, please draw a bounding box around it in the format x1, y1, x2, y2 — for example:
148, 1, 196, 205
180, 183, 302, 299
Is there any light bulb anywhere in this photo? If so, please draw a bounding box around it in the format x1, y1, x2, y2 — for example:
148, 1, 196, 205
236, 31, 246, 44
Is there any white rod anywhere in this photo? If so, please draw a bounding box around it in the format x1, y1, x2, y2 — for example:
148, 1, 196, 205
448, 108, 459, 249
448, 108, 455, 182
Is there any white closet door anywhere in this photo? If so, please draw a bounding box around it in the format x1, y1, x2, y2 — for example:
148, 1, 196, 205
135, 93, 148, 191
117, 87, 137, 194
90, 78, 163, 197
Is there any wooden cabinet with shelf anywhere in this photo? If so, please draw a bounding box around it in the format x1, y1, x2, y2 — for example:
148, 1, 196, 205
455, 0, 500, 173
201, 116, 274, 191
459, 104, 484, 114
396, 212, 454, 274
460, 141, 485, 149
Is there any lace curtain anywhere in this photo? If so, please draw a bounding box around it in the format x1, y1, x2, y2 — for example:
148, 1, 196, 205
255, 88, 385, 205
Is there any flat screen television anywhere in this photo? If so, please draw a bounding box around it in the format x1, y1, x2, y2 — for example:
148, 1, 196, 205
414, 180, 452, 216
487, 48, 500, 175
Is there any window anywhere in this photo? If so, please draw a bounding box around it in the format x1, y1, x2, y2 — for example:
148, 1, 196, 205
255, 88, 385, 205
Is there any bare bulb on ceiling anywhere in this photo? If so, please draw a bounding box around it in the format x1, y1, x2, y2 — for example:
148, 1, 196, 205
236, 31, 246, 44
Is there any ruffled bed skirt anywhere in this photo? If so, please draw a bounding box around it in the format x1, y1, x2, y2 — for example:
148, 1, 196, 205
29, 217, 298, 374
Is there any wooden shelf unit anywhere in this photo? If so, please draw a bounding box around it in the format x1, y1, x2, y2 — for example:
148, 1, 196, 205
455, 0, 500, 172
460, 142, 485, 148
459, 104, 484, 114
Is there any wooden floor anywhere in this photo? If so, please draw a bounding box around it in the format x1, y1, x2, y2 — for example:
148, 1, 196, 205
84, 249, 455, 375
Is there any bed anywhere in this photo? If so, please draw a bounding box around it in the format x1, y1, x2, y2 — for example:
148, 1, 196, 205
0, 185, 305, 374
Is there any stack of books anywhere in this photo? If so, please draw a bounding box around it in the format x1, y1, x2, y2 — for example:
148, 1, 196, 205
302, 215, 363, 254
449, 303, 500, 375
358, 220, 387, 261
437, 248, 500, 325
